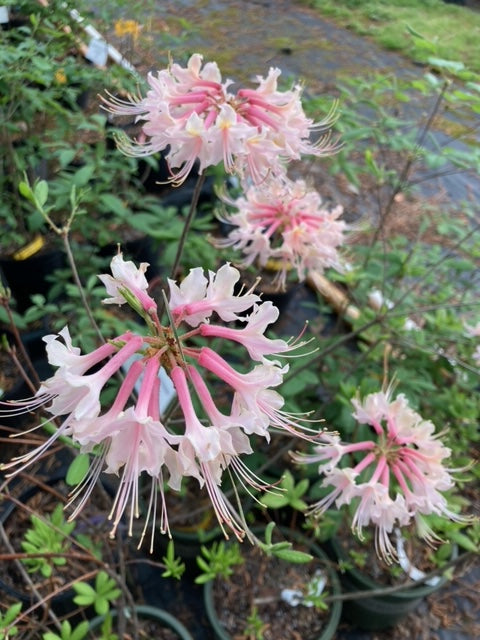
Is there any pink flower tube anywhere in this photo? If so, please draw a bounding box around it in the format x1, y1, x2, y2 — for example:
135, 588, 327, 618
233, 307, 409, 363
102, 53, 338, 185
294, 390, 471, 562
1, 256, 316, 547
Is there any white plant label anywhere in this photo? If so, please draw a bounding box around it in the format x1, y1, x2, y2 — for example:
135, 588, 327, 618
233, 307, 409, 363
86, 37, 108, 67
0, 6, 10, 23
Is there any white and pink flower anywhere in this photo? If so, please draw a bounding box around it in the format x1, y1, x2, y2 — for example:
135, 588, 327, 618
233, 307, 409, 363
294, 390, 468, 562
98, 252, 156, 313
1, 256, 313, 547
217, 175, 346, 289
102, 53, 338, 185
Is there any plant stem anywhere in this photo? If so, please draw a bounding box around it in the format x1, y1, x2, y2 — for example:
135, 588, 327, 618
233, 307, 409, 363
61, 230, 105, 344
169, 172, 206, 280
363, 80, 449, 267
283, 317, 380, 383
1, 298, 41, 389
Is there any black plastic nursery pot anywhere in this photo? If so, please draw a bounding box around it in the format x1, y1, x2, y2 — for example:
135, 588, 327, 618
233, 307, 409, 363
0, 246, 66, 313
203, 527, 342, 640
328, 537, 457, 631
88, 605, 194, 640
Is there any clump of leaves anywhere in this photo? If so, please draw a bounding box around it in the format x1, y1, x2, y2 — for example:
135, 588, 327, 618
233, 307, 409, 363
42, 620, 90, 640
243, 606, 267, 640
95, 614, 118, 640
195, 540, 244, 584
161, 540, 186, 580
259, 522, 313, 564
260, 470, 309, 511
73, 571, 121, 615
348, 549, 368, 570
21, 504, 75, 578
0, 603, 22, 640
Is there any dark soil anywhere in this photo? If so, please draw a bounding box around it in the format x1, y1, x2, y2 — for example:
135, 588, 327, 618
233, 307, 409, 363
211, 542, 333, 640
0, 346, 23, 396
0, 478, 116, 606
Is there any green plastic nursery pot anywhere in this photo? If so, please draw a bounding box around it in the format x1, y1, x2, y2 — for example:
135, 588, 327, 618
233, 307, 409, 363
88, 605, 194, 640
203, 527, 342, 640
328, 537, 456, 631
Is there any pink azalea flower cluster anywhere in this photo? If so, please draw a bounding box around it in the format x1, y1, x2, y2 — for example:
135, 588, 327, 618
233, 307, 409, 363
217, 175, 347, 289
1, 255, 311, 549
294, 390, 466, 562
102, 53, 337, 185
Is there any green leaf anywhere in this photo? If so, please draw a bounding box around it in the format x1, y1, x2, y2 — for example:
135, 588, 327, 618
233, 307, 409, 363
72, 593, 95, 607
95, 598, 109, 616
196, 557, 210, 573
60, 621, 72, 639
18, 180, 34, 202
295, 478, 310, 497
99, 193, 129, 216
34, 180, 49, 207
261, 492, 289, 509
449, 531, 478, 553
365, 148, 381, 176
290, 497, 308, 511
1, 602, 22, 626
273, 548, 313, 564
65, 454, 89, 486
70, 621, 89, 640
72, 164, 95, 186
73, 581, 96, 598
58, 149, 77, 167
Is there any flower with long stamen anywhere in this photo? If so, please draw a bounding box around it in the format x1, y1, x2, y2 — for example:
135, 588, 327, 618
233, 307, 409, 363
1, 256, 316, 546
217, 174, 346, 289
294, 389, 470, 563
102, 53, 338, 185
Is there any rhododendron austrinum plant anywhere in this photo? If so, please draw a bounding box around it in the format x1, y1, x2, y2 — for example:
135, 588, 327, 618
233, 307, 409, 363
1, 255, 315, 549
294, 390, 470, 563
102, 53, 338, 185
217, 175, 347, 289
0, 48, 473, 601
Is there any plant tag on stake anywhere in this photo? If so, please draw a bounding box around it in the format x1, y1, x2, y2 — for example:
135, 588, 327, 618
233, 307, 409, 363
281, 570, 327, 608
86, 37, 108, 67
0, 6, 9, 23
395, 529, 441, 587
